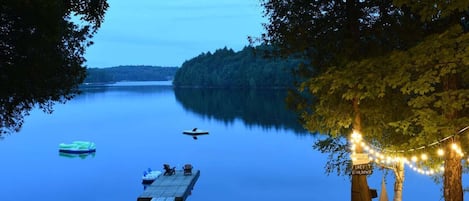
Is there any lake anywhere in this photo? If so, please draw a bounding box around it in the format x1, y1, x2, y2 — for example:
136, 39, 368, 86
0, 81, 448, 201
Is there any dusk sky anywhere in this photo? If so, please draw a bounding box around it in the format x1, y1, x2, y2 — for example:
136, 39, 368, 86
84, 0, 266, 68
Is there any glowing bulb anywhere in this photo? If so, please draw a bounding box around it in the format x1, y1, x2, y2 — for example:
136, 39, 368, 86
451, 143, 458, 150
437, 149, 444, 156
363, 145, 370, 151
421, 153, 428, 160
411, 156, 418, 162
351, 130, 362, 141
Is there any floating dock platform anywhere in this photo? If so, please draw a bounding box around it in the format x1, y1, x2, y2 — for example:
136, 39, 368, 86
137, 170, 200, 201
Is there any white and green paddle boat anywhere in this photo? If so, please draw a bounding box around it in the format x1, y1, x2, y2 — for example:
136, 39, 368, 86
59, 141, 96, 154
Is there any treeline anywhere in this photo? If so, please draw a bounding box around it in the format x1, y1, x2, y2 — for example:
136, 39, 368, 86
84, 65, 178, 83
172, 46, 303, 88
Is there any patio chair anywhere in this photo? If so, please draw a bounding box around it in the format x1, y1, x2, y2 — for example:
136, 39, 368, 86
183, 164, 193, 176
163, 164, 176, 176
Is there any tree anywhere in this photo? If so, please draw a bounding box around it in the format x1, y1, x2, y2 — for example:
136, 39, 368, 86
299, 57, 412, 201
384, 24, 469, 201
259, 1, 417, 200
172, 46, 302, 88
0, 0, 108, 134
354, 4, 469, 201
259, 0, 469, 201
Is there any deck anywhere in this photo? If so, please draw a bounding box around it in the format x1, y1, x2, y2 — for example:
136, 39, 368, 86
137, 170, 200, 201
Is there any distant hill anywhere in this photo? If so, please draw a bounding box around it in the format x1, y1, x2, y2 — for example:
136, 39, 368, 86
172, 46, 304, 88
84, 65, 178, 83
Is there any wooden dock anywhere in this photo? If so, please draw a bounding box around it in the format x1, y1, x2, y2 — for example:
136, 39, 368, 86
137, 170, 200, 201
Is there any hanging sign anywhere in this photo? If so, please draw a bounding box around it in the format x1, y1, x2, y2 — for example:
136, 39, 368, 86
351, 153, 370, 165
352, 163, 373, 175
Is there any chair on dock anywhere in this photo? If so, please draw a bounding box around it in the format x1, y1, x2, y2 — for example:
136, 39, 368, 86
183, 164, 193, 176
163, 164, 176, 176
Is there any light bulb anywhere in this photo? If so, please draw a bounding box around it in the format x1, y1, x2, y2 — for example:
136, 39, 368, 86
421, 153, 428, 160
437, 149, 444, 156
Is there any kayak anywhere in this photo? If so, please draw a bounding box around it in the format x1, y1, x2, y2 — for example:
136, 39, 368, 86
182, 128, 209, 135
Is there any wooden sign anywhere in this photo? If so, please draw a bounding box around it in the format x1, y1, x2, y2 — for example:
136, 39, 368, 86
351, 153, 370, 165
352, 163, 373, 175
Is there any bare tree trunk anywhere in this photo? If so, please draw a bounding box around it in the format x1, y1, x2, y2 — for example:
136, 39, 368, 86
393, 161, 404, 201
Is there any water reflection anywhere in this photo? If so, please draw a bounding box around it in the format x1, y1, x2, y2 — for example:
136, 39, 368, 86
58, 152, 96, 159
182, 133, 210, 140
174, 88, 307, 134
76, 82, 174, 103
79, 82, 173, 95
182, 128, 210, 140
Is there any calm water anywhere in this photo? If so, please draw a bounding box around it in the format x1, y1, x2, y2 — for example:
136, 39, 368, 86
0, 82, 447, 201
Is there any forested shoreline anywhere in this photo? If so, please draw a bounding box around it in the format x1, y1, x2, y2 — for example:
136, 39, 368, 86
84, 65, 178, 83
172, 46, 303, 88
84, 46, 302, 88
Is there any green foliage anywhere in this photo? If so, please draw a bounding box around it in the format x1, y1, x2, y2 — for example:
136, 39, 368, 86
383, 24, 469, 155
0, 0, 108, 134
84, 65, 178, 83
258, 0, 425, 73
393, 0, 469, 22
172, 46, 303, 88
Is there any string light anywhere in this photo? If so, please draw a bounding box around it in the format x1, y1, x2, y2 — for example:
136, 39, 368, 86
347, 129, 469, 176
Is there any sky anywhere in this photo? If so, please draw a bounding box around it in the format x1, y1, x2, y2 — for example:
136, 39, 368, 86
84, 0, 267, 68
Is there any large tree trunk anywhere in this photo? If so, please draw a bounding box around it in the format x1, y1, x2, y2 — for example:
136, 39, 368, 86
348, 1, 371, 200
352, 174, 372, 201
351, 97, 372, 201
393, 161, 404, 201
442, 74, 463, 201
444, 142, 463, 201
